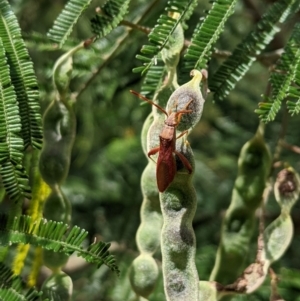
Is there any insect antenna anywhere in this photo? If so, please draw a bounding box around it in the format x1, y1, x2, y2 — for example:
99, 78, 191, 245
130, 90, 168, 117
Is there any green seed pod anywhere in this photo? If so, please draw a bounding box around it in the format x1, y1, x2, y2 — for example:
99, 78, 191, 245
261, 168, 299, 265
43, 188, 71, 224
141, 113, 154, 156
39, 98, 76, 187
274, 167, 300, 212
129, 70, 176, 299
43, 187, 71, 270
222, 168, 300, 296
136, 163, 163, 254
166, 69, 205, 132
161, 20, 184, 69
210, 129, 271, 284
53, 42, 84, 95
42, 270, 73, 301
43, 250, 69, 271
160, 140, 198, 301
129, 254, 159, 298
199, 281, 220, 301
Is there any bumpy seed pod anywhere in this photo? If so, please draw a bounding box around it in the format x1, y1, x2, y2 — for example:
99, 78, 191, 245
53, 42, 84, 95
129, 254, 159, 298
210, 127, 272, 285
40, 106, 74, 269
223, 168, 300, 296
39, 98, 76, 187
43, 188, 71, 223
166, 69, 205, 132
263, 167, 300, 262
39, 43, 81, 188
160, 140, 199, 301
40, 44, 82, 276
274, 167, 300, 212
42, 271, 73, 301
129, 85, 169, 297
136, 163, 163, 254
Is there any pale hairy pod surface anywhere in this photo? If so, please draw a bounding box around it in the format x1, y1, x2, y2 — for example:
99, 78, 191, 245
129, 254, 159, 298
199, 281, 219, 301
160, 141, 199, 301
166, 69, 205, 132
42, 271, 73, 301
210, 129, 272, 284
141, 113, 154, 157
129, 80, 172, 298
136, 163, 163, 254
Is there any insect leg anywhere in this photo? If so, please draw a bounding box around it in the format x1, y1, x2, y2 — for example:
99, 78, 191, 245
148, 146, 160, 164
176, 99, 194, 123
176, 130, 188, 140
174, 150, 193, 174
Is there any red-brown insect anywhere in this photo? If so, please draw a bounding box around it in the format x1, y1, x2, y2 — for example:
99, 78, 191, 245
130, 90, 193, 192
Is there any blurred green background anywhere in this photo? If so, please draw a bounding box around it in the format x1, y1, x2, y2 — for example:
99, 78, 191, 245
12, 0, 300, 299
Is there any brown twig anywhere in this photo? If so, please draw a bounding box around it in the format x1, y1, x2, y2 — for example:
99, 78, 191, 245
75, 0, 160, 99
119, 19, 283, 66
280, 141, 300, 155
120, 19, 151, 34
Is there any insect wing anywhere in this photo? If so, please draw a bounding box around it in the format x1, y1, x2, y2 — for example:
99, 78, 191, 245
156, 147, 176, 192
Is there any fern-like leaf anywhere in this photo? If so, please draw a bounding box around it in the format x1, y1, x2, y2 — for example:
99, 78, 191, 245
90, 0, 131, 38
211, 0, 300, 101
0, 162, 31, 203
133, 0, 198, 74
0, 215, 120, 275
47, 0, 93, 47
0, 0, 43, 149
256, 23, 300, 121
139, 56, 165, 98
0, 41, 31, 202
0, 263, 42, 301
182, 0, 238, 72
0, 38, 24, 166
286, 26, 300, 115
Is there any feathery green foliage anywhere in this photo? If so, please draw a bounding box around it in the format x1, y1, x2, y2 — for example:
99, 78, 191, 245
0, 0, 42, 149
211, 0, 300, 101
133, 0, 198, 74
0, 38, 31, 203
256, 23, 300, 122
182, 0, 238, 72
0, 38, 23, 166
47, 0, 93, 47
90, 0, 131, 38
140, 56, 165, 97
0, 215, 120, 275
0, 263, 42, 301
0, 162, 31, 203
